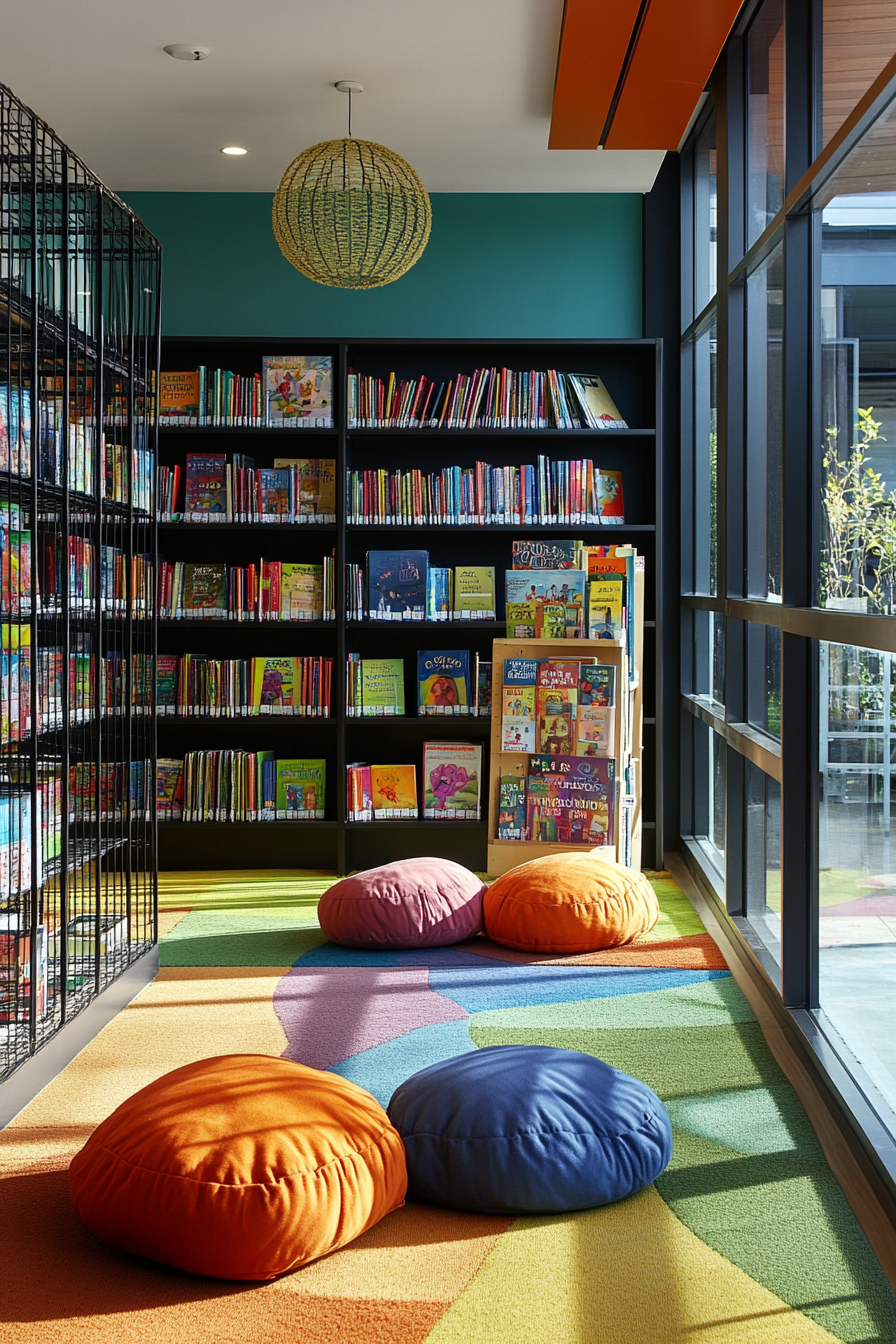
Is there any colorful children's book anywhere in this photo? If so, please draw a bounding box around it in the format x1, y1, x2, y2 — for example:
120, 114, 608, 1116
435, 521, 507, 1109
273, 458, 337, 521
417, 650, 470, 715
251, 656, 297, 714
423, 741, 481, 819
511, 540, 583, 569
156, 759, 184, 820
505, 569, 587, 609
503, 657, 539, 685
578, 663, 616, 706
258, 467, 292, 521
368, 550, 428, 620
597, 470, 625, 523
346, 762, 373, 821
184, 454, 227, 521
497, 775, 527, 839
426, 567, 453, 621
505, 601, 537, 638
575, 704, 616, 756
182, 563, 227, 618
280, 563, 322, 620
156, 654, 179, 715
159, 372, 200, 424
453, 566, 496, 620
360, 658, 405, 716
587, 577, 626, 640
567, 374, 628, 429
264, 356, 333, 428
525, 773, 613, 845
476, 659, 492, 718
370, 764, 418, 818
275, 758, 326, 819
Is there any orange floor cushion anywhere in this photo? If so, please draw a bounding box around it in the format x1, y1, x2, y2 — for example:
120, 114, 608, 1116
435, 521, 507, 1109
483, 854, 659, 954
68, 1054, 407, 1280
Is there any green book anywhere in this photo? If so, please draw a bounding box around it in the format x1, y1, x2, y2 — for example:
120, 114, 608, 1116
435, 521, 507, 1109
275, 758, 326, 819
360, 658, 404, 716
453, 566, 495, 620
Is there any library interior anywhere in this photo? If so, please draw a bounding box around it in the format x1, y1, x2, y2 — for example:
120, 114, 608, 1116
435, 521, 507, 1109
4, 1, 896, 1340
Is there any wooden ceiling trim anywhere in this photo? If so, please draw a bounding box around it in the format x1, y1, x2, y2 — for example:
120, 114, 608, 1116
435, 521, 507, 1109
603, 0, 744, 151
548, 0, 643, 150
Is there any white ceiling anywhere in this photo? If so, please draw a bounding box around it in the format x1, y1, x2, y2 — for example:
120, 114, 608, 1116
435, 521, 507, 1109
2, 0, 665, 193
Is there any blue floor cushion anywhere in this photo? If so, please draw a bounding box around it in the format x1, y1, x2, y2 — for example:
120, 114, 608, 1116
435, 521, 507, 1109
387, 1044, 672, 1214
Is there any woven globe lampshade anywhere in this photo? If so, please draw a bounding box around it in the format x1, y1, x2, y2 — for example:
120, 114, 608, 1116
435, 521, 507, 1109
272, 137, 432, 290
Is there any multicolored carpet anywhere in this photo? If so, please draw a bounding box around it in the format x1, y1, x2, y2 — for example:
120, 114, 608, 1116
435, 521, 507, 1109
2, 868, 895, 1343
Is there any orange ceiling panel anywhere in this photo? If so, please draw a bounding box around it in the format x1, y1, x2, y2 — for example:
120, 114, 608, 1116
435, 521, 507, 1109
603, 0, 744, 150
549, 0, 643, 150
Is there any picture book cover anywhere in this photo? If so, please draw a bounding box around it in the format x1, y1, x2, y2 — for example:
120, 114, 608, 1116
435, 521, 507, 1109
368, 550, 428, 620
597, 470, 625, 523
587, 577, 626, 640
537, 661, 580, 691
567, 374, 628, 430
511, 540, 582, 570
264, 356, 333, 427
476, 659, 492, 717
156, 655, 178, 715
575, 704, 616, 756
529, 754, 616, 785
360, 658, 404, 715
497, 775, 527, 839
346, 763, 373, 821
453, 566, 496, 620
280, 563, 322, 620
159, 372, 200, 424
370, 764, 418, 818
156, 758, 184, 821
426, 566, 452, 621
251, 656, 297, 714
505, 601, 537, 638
184, 454, 227, 521
417, 650, 470, 715
275, 758, 326, 819
505, 569, 586, 611
182, 563, 227, 617
578, 663, 616, 706
258, 467, 291, 520
501, 716, 536, 752
274, 458, 337, 520
525, 774, 613, 845
423, 741, 481, 819
502, 684, 535, 722
502, 657, 538, 686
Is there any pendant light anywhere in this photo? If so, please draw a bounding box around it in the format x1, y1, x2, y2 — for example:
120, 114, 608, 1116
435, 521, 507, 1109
273, 82, 432, 290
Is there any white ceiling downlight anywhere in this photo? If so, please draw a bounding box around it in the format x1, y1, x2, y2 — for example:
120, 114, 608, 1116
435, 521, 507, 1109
163, 44, 211, 61
221, 146, 248, 156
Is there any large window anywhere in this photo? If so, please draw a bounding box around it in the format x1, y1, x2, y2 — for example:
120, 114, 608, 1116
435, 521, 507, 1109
680, 3, 896, 1153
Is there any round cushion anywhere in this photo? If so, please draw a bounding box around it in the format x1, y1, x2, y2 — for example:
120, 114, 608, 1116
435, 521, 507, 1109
68, 1054, 407, 1280
318, 856, 485, 950
388, 1044, 671, 1213
483, 853, 658, 954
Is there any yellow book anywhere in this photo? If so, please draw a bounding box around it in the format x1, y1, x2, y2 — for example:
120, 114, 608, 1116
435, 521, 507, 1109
370, 765, 418, 818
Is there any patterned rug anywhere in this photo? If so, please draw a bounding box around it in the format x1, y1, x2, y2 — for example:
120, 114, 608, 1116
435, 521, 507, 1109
2, 869, 895, 1343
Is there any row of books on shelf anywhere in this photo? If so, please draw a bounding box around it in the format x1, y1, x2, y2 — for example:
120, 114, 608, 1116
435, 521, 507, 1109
157, 754, 326, 821
348, 743, 482, 820
1, 516, 152, 617
346, 461, 624, 526
158, 654, 333, 718
158, 455, 335, 524
346, 652, 491, 718
159, 358, 334, 428
1, 637, 156, 739
349, 557, 497, 622
1, 909, 133, 1023
158, 558, 336, 622
346, 367, 628, 430
0, 781, 63, 897
69, 760, 151, 822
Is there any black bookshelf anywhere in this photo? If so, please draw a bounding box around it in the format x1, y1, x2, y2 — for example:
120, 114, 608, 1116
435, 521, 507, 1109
157, 337, 663, 873
0, 82, 160, 1084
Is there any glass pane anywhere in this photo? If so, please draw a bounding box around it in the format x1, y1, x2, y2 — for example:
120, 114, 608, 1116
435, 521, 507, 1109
748, 0, 786, 246
687, 718, 726, 885
712, 610, 726, 707
823, 1, 896, 148
744, 763, 783, 975
695, 109, 718, 313
693, 323, 719, 596
818, 190, 896, 614
746, 245, 784, 600
819, 640, 896, 1121
747, 622, 781, 739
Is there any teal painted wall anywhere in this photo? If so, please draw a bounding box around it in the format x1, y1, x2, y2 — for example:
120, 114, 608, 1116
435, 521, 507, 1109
121, 192, 643, 340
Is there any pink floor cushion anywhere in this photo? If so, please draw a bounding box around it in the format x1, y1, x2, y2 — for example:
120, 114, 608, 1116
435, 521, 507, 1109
318, 857, 486, 950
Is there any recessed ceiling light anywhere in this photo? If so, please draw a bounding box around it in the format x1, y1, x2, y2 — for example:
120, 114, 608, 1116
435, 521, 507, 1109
221, 146, 248, 156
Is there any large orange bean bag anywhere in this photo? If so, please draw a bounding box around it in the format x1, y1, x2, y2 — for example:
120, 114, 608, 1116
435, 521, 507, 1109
483, 854, 658, 954
68, 1054, 407, 1280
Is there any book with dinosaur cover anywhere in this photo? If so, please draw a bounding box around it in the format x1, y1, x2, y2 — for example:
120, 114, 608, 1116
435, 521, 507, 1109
275, 759, 326, 819
417, 649, 470, 715
370, 764, 418, 819
263, 356, 333, 428
368, 550, 428, 621
423, 741, 481, 819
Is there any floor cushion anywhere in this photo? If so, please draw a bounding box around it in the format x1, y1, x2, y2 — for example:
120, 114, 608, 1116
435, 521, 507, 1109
318, 856, 485, 949
483, 853, 658, 953
388, 1044, 671, 1213
68, 1054, 407, 1280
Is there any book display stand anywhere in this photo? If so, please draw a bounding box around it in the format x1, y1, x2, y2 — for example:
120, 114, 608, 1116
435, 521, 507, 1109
157, 338, 662, 875
0, 84, 160, 1083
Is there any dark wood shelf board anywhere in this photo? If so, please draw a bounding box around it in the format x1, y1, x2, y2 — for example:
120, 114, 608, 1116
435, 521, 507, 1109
345, 715, 491, 731
157, 820, 337, 830
345, 819, 486, 830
